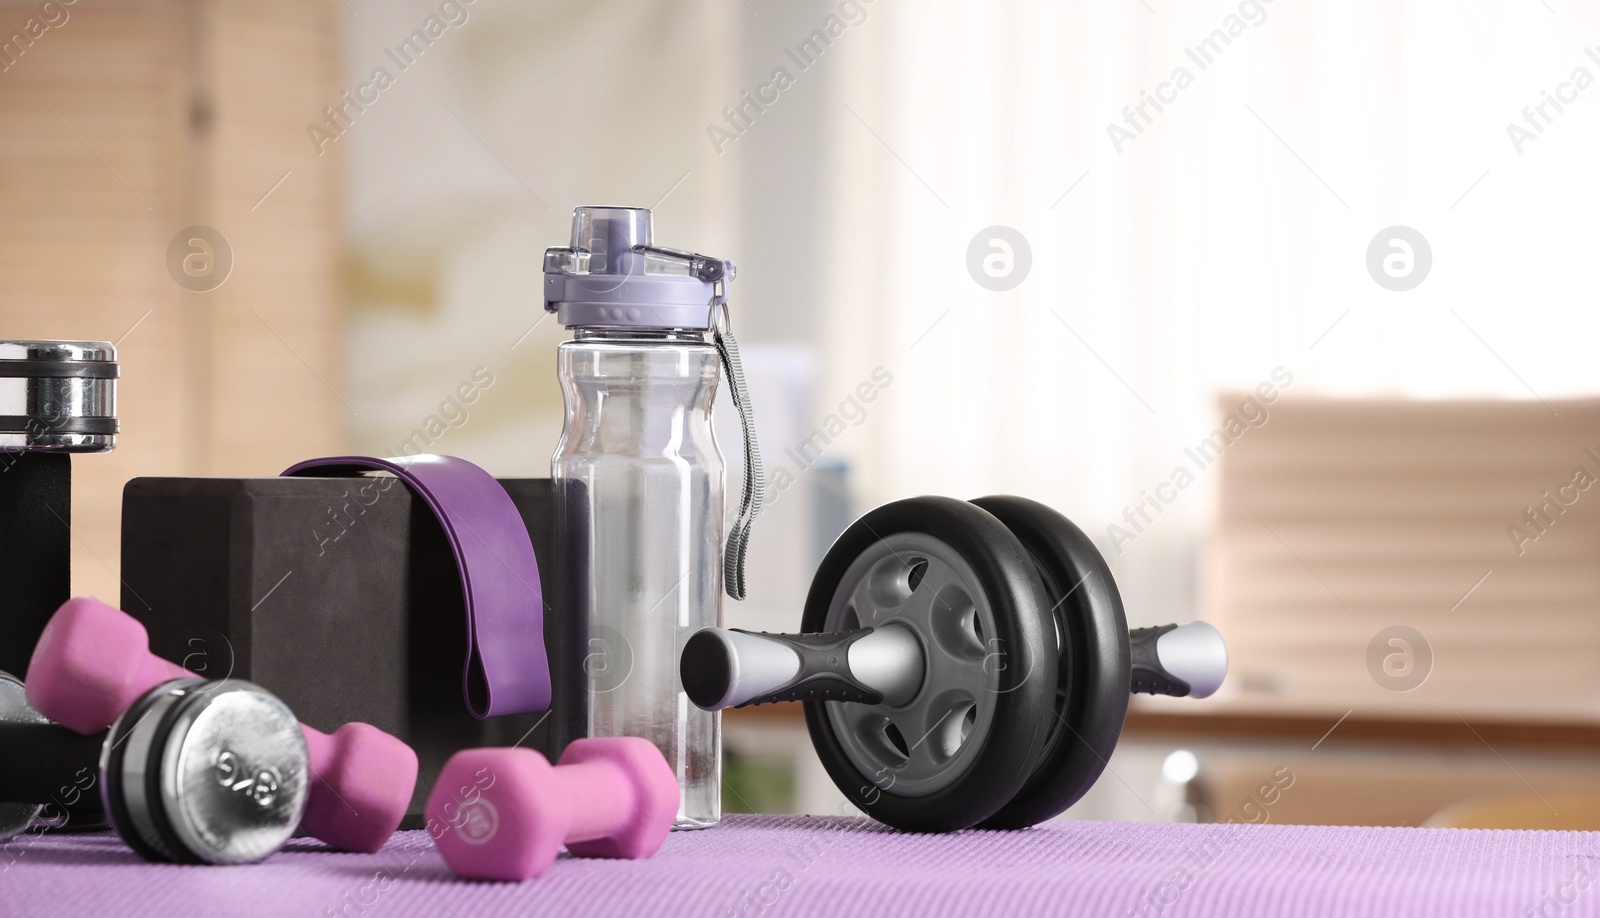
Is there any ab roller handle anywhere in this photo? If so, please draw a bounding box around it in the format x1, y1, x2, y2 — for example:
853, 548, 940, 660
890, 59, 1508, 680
680, 627, 924, 710
683, 620, 1227, 712
26, 597, 419, 854
1129, 622, 1228, 699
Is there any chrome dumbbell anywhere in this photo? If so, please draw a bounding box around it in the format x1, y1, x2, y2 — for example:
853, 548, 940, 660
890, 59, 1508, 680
0, 671, 309, 865
28, 597, 418, 854
0, 340, 118, 678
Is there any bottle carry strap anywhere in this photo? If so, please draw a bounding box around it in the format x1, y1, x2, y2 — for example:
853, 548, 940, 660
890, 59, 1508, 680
713, 303, 762, 601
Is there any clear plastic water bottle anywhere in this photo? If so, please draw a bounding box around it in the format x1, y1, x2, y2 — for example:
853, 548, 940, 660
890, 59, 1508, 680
545, 206, 759, 829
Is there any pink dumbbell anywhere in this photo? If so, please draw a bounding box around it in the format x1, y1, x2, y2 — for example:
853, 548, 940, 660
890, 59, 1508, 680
25, 596, 419, 854
426, 738, 677, 881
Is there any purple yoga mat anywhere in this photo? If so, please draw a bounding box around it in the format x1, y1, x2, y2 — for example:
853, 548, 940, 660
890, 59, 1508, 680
3, 816, 1595, 916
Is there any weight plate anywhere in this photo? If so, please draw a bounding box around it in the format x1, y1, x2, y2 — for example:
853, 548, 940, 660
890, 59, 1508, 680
0, 340, 118, 452
105, 679, 308, 865
802, 497, 1056, 832
971, 496, 1130, 830
156, 681, 308, 865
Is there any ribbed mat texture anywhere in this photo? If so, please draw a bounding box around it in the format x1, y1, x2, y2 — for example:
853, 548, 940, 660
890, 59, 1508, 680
2, 815, 1596, 916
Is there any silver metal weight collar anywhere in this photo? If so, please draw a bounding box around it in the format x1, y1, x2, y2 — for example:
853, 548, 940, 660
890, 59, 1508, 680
0, 340, 119, 453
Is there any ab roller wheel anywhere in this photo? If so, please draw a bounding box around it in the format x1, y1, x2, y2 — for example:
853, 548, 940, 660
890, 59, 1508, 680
680, 495, 1228, 832
971, 495, 1128, 830
807, 497, 1056, 833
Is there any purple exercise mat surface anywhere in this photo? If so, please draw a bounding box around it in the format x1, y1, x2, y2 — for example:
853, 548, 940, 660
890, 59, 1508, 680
2, 815, 1595, 917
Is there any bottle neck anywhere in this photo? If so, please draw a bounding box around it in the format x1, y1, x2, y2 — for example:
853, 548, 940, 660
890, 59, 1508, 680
573, 327, 707, 344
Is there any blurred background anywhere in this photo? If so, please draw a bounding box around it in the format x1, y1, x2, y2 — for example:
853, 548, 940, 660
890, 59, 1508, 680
6, 0, 1600, 830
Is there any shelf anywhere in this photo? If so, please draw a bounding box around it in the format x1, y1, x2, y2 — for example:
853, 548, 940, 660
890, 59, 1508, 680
1125, 707, 1600, 752
727, 703, 1600, 752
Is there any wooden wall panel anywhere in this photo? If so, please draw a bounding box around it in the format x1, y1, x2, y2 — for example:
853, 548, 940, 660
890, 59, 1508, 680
204, 0, 345, 474
1206, 397, 1600, 721
0, 0, 343, 604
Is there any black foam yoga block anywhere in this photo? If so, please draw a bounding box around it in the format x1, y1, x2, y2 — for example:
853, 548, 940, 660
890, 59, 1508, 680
119, 476, 586, 825
0, 453, 72, 679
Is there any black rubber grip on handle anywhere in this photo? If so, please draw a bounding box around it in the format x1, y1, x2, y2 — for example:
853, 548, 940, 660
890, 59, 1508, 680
736, 629, 883, 707
681, 628, 884, 709
1129, 624, 1192, 697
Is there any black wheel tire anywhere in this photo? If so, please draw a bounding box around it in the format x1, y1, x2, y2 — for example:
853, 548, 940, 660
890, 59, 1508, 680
971, 496, 1131, 830
801, 496, 1057, 832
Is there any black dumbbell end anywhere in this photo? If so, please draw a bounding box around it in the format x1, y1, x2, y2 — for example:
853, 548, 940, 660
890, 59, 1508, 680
0, 673, 107, 841
0, 454, 72, 678
1129, 621, 1228, 699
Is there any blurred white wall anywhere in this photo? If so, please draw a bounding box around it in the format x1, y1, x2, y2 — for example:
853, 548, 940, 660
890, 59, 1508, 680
822, 0, 1600, 627
342, 0, 865, 630
343, 0, 744, 478
342, 0, 1600, 629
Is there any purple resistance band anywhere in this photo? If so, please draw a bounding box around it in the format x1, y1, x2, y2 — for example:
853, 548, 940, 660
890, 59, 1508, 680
282, 454, 551, 718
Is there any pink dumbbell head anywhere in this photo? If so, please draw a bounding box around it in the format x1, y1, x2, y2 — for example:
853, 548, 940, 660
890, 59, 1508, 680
26, 596, 419, 854
427, 738, 677, 881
